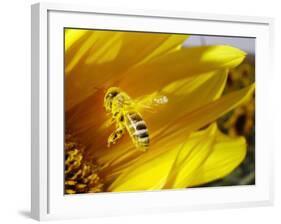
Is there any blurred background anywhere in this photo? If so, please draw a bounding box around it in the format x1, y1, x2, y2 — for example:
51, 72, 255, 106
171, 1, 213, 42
185, 35, 255, 187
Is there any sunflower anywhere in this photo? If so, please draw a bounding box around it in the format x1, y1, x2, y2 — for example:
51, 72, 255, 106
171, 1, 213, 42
64, 29, 255, 194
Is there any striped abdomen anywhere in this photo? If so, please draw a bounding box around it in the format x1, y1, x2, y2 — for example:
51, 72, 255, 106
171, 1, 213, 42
125, 111, 149, 150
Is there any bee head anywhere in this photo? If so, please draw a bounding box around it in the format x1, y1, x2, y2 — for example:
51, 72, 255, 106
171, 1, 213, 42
104, 87, 121, 112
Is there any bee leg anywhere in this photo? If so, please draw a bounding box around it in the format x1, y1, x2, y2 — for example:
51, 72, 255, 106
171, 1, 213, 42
107, 125, 125, 148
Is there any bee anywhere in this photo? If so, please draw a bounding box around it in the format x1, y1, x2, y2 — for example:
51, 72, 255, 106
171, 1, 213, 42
104, 87, 149, 151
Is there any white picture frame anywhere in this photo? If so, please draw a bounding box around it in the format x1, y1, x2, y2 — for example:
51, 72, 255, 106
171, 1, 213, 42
31, 2, 274, 221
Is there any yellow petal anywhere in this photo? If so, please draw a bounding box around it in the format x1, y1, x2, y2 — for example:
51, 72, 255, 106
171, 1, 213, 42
161, 69, 227, 100
157, 84, 255, 141
108, 143, 183, 192
65, 30, 188, 110
65, 29, 90, 52
139, 34, 189, 64
188, 129, 247, 187
65, 88, 111, 152
165, 124, 217, 188
119, 45, 246, 98
65, 30, 102, 74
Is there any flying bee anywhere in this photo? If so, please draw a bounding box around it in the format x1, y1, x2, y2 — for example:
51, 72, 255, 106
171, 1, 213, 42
104, 87, 149, 151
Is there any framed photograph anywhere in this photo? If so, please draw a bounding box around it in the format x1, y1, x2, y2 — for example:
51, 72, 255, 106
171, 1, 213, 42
31, 2, 274, 221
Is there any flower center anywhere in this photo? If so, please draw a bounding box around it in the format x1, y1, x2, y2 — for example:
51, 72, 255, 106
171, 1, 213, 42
64, 132, 104, 194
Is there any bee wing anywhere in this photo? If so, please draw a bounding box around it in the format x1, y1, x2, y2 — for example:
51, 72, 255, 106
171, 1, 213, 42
134, 92, 169, 114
